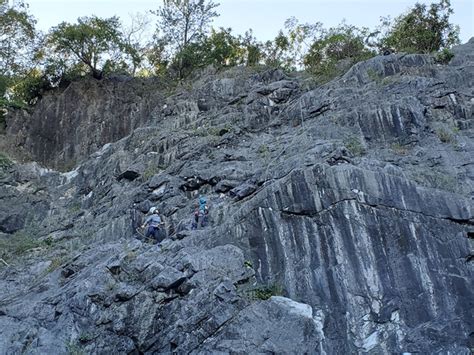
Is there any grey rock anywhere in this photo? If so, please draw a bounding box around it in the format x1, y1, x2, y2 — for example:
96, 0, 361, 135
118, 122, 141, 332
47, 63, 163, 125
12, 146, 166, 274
229, 182, 257, 200
1, 39, 473, 354
214, 179, 239, 193
151, 267, 187, 290
200, 296, 324, 353
117, 163, 144, 181
147, 174, 170, 189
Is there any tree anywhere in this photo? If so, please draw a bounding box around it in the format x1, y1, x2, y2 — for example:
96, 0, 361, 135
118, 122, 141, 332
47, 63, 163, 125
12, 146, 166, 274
141, 34, 169, 76
304, 23, 374, 78
152, 0, 219, 77
378, 0, 460, 53
202, 27, 241, 68
0, 0, 37, 76
122, 12, 154, 76
263, 31, 292, 69
238, 30, 262, 67
46, 16, 139, 79
0, 0, 39, 109
284, 17, 324, 68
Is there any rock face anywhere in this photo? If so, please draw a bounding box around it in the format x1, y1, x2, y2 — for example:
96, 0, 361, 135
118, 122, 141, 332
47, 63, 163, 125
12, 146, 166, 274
5, 77, 166, 170
1, 39, 473, 354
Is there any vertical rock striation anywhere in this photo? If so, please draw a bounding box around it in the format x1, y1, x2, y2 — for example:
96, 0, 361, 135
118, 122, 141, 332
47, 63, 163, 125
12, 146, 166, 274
0, 39, 473, 353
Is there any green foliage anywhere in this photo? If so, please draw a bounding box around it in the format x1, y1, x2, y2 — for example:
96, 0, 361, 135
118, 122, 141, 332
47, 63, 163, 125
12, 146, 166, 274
152, 0, 219, 78
6, 68, 48, 105
143, 165, 159, 180
0, 1, 37, 77
46, 256, 65, 273
192, 125, 232, 138
0, 230, 43, 261
247, 284, 283, 301
436, 128, 456, 143
43, 235, 54, 247
0, 1, 41, 107
68, 202, 82, 214
378, 0, 460, 54
202, 28, 241, 68
78, 332, 94, 343
257, 144, 270, 157
141, 35, 169, 77
412, 169, 457, 193
263, 30, 292, 68
66, 341, 85, 355
304, 23, 375, 79
434, 48, 454, 64
283, 17, 324, 69
153, 0, 219, 51
46, 16, 139, 80
165, 26, 261, 76
239, 30, 262, 67
390, 142, 409, 155
0, 152, 13, 169
169, 41, 206, 78
344, 136, 366, 156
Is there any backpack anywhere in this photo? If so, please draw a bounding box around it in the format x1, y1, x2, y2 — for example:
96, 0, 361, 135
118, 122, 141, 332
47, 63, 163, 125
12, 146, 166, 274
199, 197, 207, 213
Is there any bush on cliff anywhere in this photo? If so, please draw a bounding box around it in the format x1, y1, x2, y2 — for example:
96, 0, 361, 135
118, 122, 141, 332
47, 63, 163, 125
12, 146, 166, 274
377, 0, 460, 54
303, 23, 375, 80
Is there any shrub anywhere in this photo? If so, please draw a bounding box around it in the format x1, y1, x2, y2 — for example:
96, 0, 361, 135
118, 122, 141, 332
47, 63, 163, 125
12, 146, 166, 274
244, 260, 253, 268
304, 23, 375, 80
253, 284, 283, 301
78, 332, 94, 343
434, 48, 454, 64
0, 152, 13, 169
257, 144, 270, 156
412, 170, 457, 193
46, 256, 66, 273
66, 341, 85, 355
436, 128, 455, 143
344, 136, 366, 156
246, 283, 283, 301
143, 165, 159, 180
390, 142, 409, 155
0, 230, 42, 261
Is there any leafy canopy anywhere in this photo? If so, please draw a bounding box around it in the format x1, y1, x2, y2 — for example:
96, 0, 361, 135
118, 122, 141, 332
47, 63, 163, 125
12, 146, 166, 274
0, 0, 37, 76
379, 0, 460, 53
0, 0, 39, 109
152, 0, 219, 77
152, 0, 219, 51
303, 23, 375, 78
46, 16, 139, 79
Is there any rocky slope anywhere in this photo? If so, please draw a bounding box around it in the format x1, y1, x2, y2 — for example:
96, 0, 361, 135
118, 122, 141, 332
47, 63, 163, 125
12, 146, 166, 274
0, 39, 473, 354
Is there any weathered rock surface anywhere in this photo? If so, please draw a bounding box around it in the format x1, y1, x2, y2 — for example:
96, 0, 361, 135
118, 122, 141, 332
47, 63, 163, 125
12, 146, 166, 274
0, 39, 473, 354
5, 78, 167, 170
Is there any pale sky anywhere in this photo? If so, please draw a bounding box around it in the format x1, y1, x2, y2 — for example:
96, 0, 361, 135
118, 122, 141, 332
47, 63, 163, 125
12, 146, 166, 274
24, 0, 474, 44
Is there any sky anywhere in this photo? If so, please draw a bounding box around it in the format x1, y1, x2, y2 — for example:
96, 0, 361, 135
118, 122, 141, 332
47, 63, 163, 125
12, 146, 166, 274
23, 0, 474, 44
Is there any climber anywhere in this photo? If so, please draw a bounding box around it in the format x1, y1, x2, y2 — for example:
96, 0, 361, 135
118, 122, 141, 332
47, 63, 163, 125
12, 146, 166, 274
199, 196, 209, 227
191, 204, 200, 230
141, 207, 165, 242
191, 196, 209, 230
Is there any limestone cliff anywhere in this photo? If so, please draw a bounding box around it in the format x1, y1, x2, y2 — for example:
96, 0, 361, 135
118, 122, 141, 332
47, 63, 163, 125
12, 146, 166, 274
0, 39, 473, 354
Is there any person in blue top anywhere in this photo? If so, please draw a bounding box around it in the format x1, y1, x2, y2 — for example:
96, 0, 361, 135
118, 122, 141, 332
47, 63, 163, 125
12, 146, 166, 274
192, 196, 209, 230
141, 207, 164, 242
